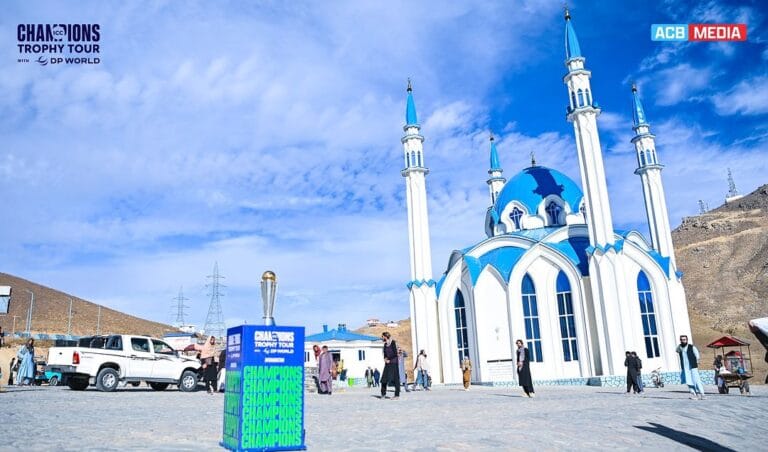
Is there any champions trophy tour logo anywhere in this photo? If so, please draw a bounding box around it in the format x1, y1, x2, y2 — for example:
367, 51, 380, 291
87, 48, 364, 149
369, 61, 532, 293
17, 24, 101, 66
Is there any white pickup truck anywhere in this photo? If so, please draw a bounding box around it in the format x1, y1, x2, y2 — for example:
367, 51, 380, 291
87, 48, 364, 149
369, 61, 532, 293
46, 334, 201, 392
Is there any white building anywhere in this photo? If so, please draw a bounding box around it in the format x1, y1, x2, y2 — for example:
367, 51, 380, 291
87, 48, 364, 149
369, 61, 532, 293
304, 324, 383, 381
403, 11, 692, 385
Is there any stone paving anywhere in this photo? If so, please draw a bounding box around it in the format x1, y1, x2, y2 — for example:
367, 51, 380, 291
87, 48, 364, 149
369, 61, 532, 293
1, 383, 766, 451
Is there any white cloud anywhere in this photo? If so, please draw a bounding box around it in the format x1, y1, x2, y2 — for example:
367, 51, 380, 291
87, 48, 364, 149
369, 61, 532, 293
712, 76, 768, 116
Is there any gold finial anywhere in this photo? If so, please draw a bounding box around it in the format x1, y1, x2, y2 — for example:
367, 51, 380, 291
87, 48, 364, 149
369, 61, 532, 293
407, 78, 412, 93
261, 270, 277, 282
531, 152, 537, 167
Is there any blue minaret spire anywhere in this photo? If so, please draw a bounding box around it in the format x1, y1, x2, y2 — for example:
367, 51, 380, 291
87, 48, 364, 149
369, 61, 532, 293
564, 8, 582, 61
486, 133, 505, 209
631, 83, 648, 127
489, 134, 501, 171
406, 78, 418, 126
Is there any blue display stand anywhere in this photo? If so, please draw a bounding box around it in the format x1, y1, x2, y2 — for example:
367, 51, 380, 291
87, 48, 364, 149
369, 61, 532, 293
222, 325, 306, 451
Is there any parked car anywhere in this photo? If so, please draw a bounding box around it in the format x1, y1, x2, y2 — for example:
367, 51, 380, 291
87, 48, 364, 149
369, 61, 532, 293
46, 334, 201, 392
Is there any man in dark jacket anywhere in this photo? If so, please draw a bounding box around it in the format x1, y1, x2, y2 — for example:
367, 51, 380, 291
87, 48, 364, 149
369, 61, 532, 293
624, 351, 640, 393
631, 351, 644, 393
380, 332, 400, 399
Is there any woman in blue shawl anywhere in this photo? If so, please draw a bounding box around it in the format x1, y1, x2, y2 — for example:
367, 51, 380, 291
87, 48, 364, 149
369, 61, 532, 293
16, 338, 35, 385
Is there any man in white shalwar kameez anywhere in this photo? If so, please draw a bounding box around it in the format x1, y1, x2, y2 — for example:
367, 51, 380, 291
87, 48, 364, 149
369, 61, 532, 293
676, 335, 705, 400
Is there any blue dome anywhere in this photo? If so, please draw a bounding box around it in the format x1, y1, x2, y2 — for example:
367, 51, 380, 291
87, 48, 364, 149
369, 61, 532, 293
493, 166, 583, 219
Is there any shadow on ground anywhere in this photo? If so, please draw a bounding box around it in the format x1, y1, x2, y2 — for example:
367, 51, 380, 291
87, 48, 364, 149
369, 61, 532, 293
635, 422, 737, 452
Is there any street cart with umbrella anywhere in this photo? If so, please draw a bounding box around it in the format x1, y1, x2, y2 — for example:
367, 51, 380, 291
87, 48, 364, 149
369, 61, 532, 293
706, 335, 753, 395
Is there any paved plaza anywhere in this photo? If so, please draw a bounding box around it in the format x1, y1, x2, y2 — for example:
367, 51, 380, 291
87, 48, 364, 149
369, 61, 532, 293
1, 383, 766, 451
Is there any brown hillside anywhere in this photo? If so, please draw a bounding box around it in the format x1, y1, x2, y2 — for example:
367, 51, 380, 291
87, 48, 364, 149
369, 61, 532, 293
0, 273, 177, 338
355, 319, 414, 380
674, 184, 768, 381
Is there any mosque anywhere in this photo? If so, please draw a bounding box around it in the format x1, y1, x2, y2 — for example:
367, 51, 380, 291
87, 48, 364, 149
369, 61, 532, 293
402, 11, 693, 385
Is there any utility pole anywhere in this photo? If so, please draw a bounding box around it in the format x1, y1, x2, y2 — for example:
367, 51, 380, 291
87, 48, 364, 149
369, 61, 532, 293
23, 289, 34, 336
12, 315, 21, 336
96, 305, 102, 335
67, 297, 73, 336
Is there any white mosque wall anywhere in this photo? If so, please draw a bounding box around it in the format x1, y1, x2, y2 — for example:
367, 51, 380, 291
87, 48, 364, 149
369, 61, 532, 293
473, 268, 514, 382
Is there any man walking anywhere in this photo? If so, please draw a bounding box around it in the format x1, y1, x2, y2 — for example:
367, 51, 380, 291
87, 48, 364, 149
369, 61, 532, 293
414, 350, 430, 391
631, 351, 644, 394
677, 335, 705, 400
380, 332, 400, 399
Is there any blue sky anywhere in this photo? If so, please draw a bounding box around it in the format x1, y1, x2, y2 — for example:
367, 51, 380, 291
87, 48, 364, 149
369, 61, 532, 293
1, 0, 766, 334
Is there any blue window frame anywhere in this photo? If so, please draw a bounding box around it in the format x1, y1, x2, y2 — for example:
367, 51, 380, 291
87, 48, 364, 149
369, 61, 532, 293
577, 89, 585, 106
638, 271, 660, 358
510, 207, 523, 230
546, 201, 561, 225
454, 291, 469, 363
556, 272, 578, 362
522, 274, 543, 362
358, 350, 365, 361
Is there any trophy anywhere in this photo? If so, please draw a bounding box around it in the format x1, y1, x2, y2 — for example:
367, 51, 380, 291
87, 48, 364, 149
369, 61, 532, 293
261, 271, 277, 326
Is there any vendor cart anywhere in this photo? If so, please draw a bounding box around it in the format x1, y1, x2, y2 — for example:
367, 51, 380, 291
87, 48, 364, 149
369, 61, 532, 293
706, 336, 753, 395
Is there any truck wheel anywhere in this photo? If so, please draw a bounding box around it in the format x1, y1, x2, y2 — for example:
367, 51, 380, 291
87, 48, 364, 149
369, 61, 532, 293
68, 377, 89, 391
96, 368, 119, 392
48, 376, 59, 387
178, 370, 198, 392
150, 382, 169, 391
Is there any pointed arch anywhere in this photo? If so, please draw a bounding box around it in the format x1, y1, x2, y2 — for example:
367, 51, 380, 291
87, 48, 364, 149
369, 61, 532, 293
556, 271, 579, 362
521, 274, 543, 362
510, 207, 523, 230
577, 89, 585, 107
454, 291, 470, 363
637, 271, 660, 358
570, 91, 577, 109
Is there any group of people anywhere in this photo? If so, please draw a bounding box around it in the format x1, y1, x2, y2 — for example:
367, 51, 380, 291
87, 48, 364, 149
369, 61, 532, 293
189, 335, 226, 394
6, 338, 36, 386
364, 366, 380, 387
624, 351, 644, 394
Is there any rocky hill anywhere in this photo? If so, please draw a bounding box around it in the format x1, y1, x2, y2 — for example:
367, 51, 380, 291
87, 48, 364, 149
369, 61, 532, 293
355, 319, 414, 379
0, 273, 177, 338
674, 184, 768, 380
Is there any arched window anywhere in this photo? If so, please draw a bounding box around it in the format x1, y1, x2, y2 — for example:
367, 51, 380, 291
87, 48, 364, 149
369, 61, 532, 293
578, 89, 585, 106
417, 151, 422, 167
638, 271, 660, 358
586, 89, 592, 105
522, 274, 543, 362
570, 91, 577, 109
579, 203, 587, 222
556, 272, 578, 362
509, 207, 523, 230
454, 291, 469, 363
411, 151, 416, 167
546, 201, 561, 225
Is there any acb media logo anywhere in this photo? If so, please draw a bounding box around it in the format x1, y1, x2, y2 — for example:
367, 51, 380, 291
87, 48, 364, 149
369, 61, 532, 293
652, 24, 747, 42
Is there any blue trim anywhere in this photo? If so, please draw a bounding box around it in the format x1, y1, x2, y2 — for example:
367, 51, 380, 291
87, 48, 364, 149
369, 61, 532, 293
406, 279, 436, 289
435, 274, 447, 296
646, 250, 671, 276
464, 246, 527, 285
565, 17, 582, 60
548, 237, 591, 276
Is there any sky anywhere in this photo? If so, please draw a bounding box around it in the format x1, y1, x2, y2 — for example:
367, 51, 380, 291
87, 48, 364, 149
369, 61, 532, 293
1, 0, 766, 335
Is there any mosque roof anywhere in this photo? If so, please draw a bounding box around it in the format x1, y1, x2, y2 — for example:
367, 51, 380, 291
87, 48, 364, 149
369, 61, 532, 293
493, 166, 584, 217
306, 325, 379, 343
